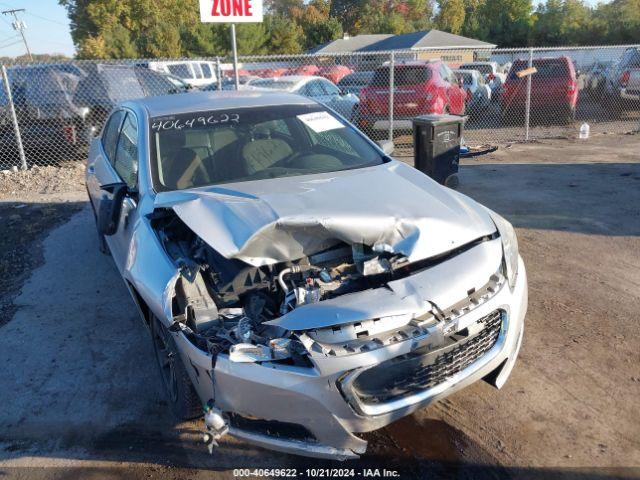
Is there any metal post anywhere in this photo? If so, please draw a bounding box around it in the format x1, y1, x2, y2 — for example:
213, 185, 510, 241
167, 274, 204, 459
524, 47, 533, 141
388, 51, 395, 143
2, 65, 26, 170
230, 24, 240, 91
215, 56, 223, 91
2, 9, 32, 61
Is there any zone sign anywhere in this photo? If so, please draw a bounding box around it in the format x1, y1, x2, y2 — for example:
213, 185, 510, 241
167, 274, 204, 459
199, 0, 263, 22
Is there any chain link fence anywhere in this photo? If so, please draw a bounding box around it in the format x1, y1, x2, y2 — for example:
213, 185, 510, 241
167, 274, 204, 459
0, 44, 638, 170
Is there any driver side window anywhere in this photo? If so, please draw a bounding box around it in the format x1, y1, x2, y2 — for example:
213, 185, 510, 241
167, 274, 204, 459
321, 80, 340, 96
102, 110, 125, 165
113, 113, 139, 189
304, 81, 324, 97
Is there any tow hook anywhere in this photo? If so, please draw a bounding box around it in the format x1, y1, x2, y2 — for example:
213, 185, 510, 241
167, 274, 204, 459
202, 400, 229, 454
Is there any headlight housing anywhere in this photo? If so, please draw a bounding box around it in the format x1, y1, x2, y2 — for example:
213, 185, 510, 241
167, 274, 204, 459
488, 210, 519, 290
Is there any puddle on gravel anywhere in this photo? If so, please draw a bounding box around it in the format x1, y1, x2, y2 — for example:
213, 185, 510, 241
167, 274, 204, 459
365, 415, 497, 464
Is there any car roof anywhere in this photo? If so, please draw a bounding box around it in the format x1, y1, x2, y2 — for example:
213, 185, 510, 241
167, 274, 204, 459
454, 69, 478, 76
123, 90, 317, 118
461, 61, 495, 66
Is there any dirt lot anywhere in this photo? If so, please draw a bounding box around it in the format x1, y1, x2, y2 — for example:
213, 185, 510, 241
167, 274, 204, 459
0, 134, 639, 479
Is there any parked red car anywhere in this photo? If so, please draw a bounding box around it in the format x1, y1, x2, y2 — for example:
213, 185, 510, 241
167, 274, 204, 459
288, 64, 320, 76
501, 56, 578, 124
355, 61, 466, 135
319, 65, 353, 84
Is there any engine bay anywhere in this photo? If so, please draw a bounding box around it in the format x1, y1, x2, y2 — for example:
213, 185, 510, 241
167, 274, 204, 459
151, 209, 416, 364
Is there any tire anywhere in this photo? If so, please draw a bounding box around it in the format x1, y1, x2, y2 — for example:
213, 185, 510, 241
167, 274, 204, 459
151, 314, 202, 420
565, 106, 576, 124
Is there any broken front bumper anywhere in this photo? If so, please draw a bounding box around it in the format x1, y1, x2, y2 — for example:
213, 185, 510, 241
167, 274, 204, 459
189, 253, 528, 460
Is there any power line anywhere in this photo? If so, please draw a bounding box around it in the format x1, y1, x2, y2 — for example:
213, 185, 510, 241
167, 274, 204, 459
0, 1, 68, 27
0, 33, 20, 44
0, 39, 25, 50
1, 9, 32, 60
23, 10, 68, 27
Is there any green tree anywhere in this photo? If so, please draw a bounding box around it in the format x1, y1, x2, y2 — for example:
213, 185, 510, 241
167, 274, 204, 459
461, 0, 485, 38
265, 15, 305, 53
236, 23, 270, 55
477, 0, 534, 46
298, 0, 343, 48
436, 0, 467, 34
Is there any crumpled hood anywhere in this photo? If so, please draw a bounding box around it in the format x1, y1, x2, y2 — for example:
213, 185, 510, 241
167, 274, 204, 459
153, 161, 496, 267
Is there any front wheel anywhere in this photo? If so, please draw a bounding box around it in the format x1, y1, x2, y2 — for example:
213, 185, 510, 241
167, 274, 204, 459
564, 106, 576, 124
151, 314, 202, 420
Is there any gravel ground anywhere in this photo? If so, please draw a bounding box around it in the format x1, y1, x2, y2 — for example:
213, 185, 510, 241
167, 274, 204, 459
0, 162, 86, 197
0, 135, 639, 479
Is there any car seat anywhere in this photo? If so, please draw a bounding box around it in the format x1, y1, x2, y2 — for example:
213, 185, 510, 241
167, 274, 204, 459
241, 125, 293, 175
158, 130, 207, 189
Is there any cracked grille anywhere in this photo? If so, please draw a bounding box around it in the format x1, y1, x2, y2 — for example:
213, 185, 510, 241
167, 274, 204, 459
352, 310, 503, 404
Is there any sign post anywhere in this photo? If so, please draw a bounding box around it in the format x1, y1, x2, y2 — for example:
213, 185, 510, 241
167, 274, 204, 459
230, 23, 240, 91
199, 0, 263, 91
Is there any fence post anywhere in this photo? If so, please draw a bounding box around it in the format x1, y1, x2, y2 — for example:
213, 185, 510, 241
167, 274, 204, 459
215, 56, 223, 91
1, 65, 26, 171
524, 48, 533, 141
388, 51, 395, 143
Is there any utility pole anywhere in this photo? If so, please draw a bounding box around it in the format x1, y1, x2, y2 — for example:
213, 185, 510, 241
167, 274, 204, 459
2, 9, 32, 61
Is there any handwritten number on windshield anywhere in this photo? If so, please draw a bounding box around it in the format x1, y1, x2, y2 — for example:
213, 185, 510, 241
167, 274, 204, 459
151, 113, 240, 131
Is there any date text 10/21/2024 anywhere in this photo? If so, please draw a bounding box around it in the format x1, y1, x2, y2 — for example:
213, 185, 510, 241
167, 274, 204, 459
232, 469, 401, 478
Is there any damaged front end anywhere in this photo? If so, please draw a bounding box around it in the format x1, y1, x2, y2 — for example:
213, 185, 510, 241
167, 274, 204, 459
143, 165, 526, 459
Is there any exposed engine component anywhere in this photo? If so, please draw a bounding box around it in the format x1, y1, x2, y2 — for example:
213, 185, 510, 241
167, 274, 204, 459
150, 209, 433, 364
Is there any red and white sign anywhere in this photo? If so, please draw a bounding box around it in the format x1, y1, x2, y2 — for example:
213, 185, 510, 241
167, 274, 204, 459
199, 0, 263, 22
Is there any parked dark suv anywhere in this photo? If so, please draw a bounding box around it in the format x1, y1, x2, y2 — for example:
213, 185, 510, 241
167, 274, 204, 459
0, 63, 190, 167
73, 63, 190, 139
0, 64, 88, 165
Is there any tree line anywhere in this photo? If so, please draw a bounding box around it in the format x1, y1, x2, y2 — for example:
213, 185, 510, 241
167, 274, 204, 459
58, 0, 640, 59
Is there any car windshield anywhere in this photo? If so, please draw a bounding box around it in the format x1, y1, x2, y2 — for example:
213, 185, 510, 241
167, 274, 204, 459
509, 60, 569, 79
338, 72, 374, 87
461, 64, 493, 75
250, 79, 297, 90
150, 105, 386, 191
371, 66, 431, 87
456, 72, 474, 85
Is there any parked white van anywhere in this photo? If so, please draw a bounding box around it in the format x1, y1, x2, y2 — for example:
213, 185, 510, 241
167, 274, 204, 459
145, 61, 217, 88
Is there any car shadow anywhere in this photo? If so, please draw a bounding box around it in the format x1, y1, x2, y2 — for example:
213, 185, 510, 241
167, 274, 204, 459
458, 162, 640, 236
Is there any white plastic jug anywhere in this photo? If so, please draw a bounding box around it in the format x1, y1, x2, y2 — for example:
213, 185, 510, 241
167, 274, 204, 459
579, 123, 590, 139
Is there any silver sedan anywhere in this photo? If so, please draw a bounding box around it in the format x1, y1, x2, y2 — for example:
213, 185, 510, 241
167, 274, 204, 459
86, 91, 527, 460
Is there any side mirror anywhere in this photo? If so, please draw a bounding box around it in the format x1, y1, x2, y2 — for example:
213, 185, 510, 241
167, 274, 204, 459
97, 182, 129, 236
377, 140, 395, 155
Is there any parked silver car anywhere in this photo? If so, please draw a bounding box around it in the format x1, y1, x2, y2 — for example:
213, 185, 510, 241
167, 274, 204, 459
454, 69, 492, 113
86, 91, 527, 460
248, 75, 359, 120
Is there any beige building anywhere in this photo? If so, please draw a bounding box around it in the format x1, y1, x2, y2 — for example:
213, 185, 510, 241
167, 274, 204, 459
310, 29, 496, 68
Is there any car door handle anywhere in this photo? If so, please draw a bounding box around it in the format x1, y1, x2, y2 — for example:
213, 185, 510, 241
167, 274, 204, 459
87, 165, 95, 174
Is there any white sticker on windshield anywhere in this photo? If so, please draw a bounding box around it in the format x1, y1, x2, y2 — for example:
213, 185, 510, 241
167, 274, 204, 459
297, 111, 344, 133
